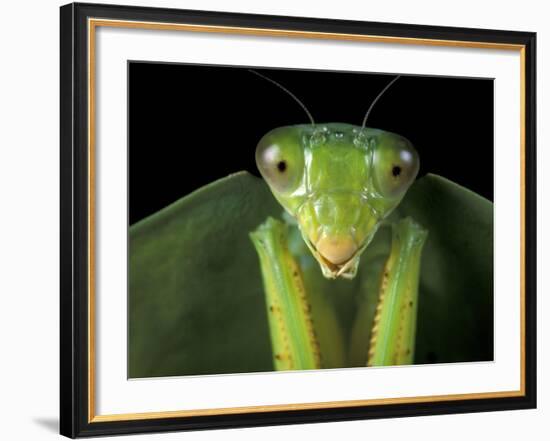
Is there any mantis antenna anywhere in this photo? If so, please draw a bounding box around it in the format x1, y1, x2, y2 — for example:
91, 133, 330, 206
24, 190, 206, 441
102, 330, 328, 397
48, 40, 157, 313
361, 75, 401, 130
249, 69, 315, 127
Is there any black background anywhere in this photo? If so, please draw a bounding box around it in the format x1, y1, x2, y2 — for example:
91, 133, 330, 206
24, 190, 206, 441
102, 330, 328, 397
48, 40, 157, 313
129, 63, 493, 224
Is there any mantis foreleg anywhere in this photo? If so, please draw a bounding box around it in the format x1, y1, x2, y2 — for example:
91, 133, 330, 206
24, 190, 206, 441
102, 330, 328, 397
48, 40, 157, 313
367, 217, 428, 366
250, 217, 321, 370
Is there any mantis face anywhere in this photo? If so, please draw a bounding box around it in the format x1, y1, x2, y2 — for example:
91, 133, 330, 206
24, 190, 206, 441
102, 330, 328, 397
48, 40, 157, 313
256, 123, 419, 279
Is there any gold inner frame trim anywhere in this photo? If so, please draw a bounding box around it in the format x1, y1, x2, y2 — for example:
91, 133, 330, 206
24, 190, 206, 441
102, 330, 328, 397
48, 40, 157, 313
87, 17, 527, 423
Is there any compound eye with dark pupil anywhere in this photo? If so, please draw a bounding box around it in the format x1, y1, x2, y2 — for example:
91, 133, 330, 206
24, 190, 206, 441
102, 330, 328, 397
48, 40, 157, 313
373, 141, 419, 198
255, 140, 303, 194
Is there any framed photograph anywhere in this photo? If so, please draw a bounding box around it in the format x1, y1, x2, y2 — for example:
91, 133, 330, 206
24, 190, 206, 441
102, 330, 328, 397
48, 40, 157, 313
60, 2, 537, 438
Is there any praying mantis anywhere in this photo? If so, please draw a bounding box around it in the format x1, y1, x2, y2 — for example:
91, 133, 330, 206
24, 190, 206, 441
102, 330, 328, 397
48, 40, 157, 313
248, 71, 428, 370
128, 68, 493, 379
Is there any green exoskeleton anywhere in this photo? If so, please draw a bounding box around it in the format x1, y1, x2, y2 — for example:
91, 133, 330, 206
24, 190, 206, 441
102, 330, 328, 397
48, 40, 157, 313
249, 71, 428, 370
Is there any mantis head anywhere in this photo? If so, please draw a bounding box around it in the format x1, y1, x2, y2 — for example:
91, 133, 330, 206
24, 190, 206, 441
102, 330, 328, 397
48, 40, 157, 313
256, 123, 419, 279
251, 71, 419, 279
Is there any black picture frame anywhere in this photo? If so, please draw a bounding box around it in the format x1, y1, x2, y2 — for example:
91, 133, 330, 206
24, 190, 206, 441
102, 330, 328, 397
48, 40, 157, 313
60, 2, 537, 438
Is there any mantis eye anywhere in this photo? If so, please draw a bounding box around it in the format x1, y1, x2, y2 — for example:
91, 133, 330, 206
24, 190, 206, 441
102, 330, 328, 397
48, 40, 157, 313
255, 129, 304, 193
372, 137, 419, 198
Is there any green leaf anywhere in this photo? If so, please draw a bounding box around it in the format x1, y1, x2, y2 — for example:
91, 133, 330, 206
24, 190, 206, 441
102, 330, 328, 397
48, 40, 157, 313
398, 174, 493, 364
129, 172, 493, 377
129, 172, 279, 377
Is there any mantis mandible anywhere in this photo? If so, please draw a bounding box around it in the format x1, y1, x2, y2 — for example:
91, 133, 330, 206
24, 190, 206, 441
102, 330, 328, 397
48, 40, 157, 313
249, 71, 428, 370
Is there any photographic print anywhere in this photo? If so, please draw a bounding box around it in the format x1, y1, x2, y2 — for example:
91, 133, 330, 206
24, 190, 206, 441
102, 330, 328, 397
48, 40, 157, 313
61, 4, 535, 436
128, 64, 494, 378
